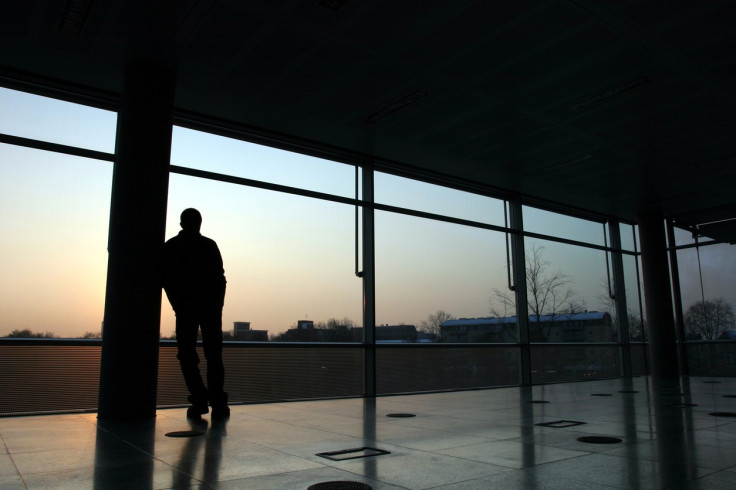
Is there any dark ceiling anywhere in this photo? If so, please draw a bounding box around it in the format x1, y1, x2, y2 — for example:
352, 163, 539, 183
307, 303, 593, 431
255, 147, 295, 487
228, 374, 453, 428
1, 0, 735, 238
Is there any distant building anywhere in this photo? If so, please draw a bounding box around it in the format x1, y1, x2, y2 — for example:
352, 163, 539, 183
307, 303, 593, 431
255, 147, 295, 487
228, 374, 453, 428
277, 320, 319, 342
530, 312, 613, 343
275, 321, 425, 342
440, 312, 617, 382
233, 321, 268, 341
440, 312, 613, 343
277, 320, 352, 342
376, 324, 418, 343
234, 321, 250, 335
440, 317, 518, 343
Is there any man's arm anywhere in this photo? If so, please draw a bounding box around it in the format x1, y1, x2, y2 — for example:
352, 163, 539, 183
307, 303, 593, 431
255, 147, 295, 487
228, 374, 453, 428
216, 244, 226, 307
162, 240, 183, 311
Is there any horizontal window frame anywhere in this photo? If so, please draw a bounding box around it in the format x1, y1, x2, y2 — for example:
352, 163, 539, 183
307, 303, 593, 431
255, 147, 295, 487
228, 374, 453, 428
0, 132, 114, 162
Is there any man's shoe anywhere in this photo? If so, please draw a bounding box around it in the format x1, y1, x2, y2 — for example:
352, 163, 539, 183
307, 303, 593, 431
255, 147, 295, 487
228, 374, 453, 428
186, 394, 209, 418
187, 405, 208, 418
210, 392, 229, 419
211, 405, 230, 419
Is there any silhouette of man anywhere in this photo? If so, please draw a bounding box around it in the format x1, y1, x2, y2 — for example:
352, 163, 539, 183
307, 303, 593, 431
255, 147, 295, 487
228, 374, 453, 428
163, 208, 229, 418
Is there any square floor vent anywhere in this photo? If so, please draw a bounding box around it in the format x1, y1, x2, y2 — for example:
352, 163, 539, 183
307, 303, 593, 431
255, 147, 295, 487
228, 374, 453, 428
317, 447, 390, 461
535, 420, 586, 428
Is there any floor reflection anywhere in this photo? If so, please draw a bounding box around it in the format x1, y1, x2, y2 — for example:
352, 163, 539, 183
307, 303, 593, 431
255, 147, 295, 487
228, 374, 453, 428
94, 419, 155, 490
361, 397, 378, 483
172, 416, 228, 486
4, 377, 736, 489
519, 386, 538, 487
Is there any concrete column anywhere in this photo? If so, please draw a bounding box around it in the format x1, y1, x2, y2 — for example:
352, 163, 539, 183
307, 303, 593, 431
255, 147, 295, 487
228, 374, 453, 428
637, 209, 680, 384
98, 63, 176, 419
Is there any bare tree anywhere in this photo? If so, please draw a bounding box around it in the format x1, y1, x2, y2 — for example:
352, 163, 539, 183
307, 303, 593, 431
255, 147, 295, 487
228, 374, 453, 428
315, 317, 357, 342
318, 317, 358, 330
597, 283, 645, 342
597, 286, 619, 342
491, 243, 582, 340
628, 312, 645, 341
420, 310, 455, 337
4, 329, 56, 338
684, 298, 735, 340
490, 287, 516, 319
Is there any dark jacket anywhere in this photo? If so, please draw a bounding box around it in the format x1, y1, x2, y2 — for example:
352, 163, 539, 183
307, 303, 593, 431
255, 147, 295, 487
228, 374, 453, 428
163, 230, 226, 313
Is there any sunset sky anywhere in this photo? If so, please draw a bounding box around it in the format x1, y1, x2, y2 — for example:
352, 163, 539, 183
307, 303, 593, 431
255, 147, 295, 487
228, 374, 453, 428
1, 86, 734, 339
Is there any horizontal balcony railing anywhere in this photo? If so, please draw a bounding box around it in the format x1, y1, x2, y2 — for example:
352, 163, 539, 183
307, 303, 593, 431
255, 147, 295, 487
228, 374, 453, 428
685, 341, 736, 377
377, 344, 521, 394
7, 338, 718, 416
529, 344, 622, 383
0, 339, 364, 416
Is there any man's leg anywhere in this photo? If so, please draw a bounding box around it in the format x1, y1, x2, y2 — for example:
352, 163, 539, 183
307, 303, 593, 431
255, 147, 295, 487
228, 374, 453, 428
176, 313, 208, 416
201, 309, 228, 418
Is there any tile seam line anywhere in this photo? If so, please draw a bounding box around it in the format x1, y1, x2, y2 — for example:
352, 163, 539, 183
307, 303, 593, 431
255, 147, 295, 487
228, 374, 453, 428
0, 432, 28, 489
94, 423, 208, 484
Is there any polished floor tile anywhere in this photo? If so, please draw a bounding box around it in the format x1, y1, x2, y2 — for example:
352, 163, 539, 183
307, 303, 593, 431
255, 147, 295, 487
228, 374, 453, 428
436, 439, 589, 469
2, 377, 736, 489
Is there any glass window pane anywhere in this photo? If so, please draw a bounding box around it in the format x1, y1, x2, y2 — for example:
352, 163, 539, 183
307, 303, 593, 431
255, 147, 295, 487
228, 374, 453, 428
622, 254, 645, 341
531, 345, 620, 383
0, 144, 111, 338
619, 222, 636, 252
638, 254, 648, 340
686, 343, 736, 376
377, 346, 519, 393
0, 87, 117, 153
375, 172, 506, 226
171, 126, 355, 198
672, 225, 696, 247
523, 205, 605, 246
157, 346, 363, 405
376, 211, 515, 343
631, 343, 648, 376
523, 238, 616, 343
162, 173, 362, 342
677, 243, 736, 342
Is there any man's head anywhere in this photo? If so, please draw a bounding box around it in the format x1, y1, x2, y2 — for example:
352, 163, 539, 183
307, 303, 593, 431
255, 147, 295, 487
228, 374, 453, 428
180, 208, 202, 232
